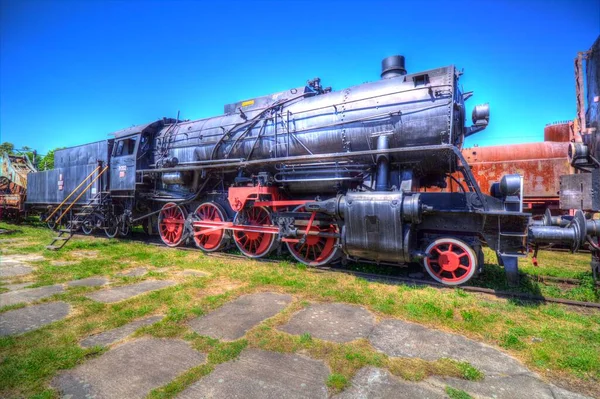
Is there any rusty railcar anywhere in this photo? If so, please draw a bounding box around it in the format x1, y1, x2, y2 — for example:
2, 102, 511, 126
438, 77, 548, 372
0, 153, 36, 220
461, 122, 572, 215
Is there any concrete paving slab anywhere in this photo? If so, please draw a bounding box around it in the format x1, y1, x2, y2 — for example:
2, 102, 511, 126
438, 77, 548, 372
188, 292, 292, 340
279, 303, 376, 343
177, 348, 329, 399
178, 269, 209, 277
333, 367, 445, 399
0, 284, 64, 307
52, 338, 206, 399
1, 254, 45, 262
0, 260, 24, 267
85, 280, 176, 303
70, 250, 99, 259
0, 238, 24, 244
550, 385, 594, 399
431, 374, 591, 399
117, 267, 148, 277
0, 302, 71, 336
50, 260, 79, 267
0, 282, 33, 291
0, 264, 33, 278
369, 319, 528, 376
68, 277, 109, 287
80, 315, 164, 348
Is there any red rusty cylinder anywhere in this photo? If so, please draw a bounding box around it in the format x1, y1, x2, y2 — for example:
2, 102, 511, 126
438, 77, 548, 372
543, 121, 572, 142
453, 142, 572, 214
461, 142, 570, 197
462, 142, 569, 163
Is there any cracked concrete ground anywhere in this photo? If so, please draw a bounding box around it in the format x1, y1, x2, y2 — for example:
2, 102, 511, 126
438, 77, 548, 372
188, 292, 292, 340
0, 302, 71, 336
52, 338, 206, 399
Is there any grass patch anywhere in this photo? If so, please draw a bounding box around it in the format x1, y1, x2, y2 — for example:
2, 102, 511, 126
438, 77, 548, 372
446, 386, 473, 399
326, 373, 348, 391
455, 360, 484, 380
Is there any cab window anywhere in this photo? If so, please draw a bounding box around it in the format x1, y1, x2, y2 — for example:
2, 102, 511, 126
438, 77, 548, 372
114, 137, 137, 157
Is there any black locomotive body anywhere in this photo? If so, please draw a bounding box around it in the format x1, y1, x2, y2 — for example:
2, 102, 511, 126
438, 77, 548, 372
26, 54, 600, 286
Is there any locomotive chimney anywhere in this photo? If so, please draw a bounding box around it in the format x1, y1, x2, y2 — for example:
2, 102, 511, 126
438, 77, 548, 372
381, 55, 406, 79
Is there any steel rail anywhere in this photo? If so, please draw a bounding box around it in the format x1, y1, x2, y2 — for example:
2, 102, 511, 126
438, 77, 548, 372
130, 236, 600, 309
318, 267, 600, 309
60, 229, 600, 308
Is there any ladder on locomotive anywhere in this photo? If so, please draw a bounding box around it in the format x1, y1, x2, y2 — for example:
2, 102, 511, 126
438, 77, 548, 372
46, 164, 108, 250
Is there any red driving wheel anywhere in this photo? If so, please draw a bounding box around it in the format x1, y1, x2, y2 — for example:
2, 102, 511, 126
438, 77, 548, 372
233, 206, 277, 258
424, 238, 477, 285
158, 202, 187, 247
286, 206, 340, 266
193, 202, 228, 252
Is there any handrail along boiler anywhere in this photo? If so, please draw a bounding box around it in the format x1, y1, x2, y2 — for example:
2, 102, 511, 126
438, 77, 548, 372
26, 53, 600, 285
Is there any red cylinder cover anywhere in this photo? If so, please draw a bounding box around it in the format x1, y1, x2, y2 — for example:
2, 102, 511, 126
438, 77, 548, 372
543, 122, 571, 142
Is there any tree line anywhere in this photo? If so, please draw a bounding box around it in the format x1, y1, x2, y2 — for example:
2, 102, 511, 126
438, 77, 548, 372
0, 142, 62, 171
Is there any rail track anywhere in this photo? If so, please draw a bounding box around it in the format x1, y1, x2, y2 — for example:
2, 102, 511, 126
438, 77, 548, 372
122, 234, 600, 310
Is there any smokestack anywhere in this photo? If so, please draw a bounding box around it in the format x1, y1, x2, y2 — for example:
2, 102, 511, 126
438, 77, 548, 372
381, 55, 406, 79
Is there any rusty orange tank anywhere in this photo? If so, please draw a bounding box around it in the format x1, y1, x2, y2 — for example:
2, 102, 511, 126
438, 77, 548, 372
452, 122, 573, 215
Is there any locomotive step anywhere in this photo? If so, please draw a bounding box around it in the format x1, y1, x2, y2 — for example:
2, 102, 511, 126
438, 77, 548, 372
59, 229, 73, 233
52, 237, 70, 241
46, 245, 62, 250
74, 212, 91, 216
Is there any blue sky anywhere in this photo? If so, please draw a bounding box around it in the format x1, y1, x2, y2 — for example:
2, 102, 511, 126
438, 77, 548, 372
1, 0, 598, 154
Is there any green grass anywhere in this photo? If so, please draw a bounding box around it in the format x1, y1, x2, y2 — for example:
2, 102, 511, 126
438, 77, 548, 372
326, 373, 349, 391
455, 360, 484, 381
0, 221, 599, 398
446, 386, 473, 399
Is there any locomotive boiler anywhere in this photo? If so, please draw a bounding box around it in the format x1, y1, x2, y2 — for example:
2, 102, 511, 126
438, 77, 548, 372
26, 53, 600, 286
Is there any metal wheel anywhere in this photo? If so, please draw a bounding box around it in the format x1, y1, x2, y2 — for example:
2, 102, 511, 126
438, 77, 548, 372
158, 202, 187, 247
105, 214, 120, 238
46, 212, 60, 230
81, 218, 94, 235
285, 206, 340, 266
119, 222, 131, 237
233, 206, 277, 258
423, 238, 477, 286
193, 202, 228, 252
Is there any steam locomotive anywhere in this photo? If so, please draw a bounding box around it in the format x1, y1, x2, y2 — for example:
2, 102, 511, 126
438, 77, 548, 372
25, 54, 600, 286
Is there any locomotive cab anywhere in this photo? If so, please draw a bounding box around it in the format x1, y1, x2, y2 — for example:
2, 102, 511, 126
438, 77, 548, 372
109, 119, 170, 193
110, 134, 139, 191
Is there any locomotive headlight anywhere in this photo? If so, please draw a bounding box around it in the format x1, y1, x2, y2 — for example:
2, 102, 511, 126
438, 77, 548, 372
465, 103, 490, 137
472, 103, 490, 126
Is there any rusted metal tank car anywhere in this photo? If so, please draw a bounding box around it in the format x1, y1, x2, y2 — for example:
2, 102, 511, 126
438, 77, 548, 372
461, 122, 572, 215
24, 53, 600, 286
0, 153, 36, 220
